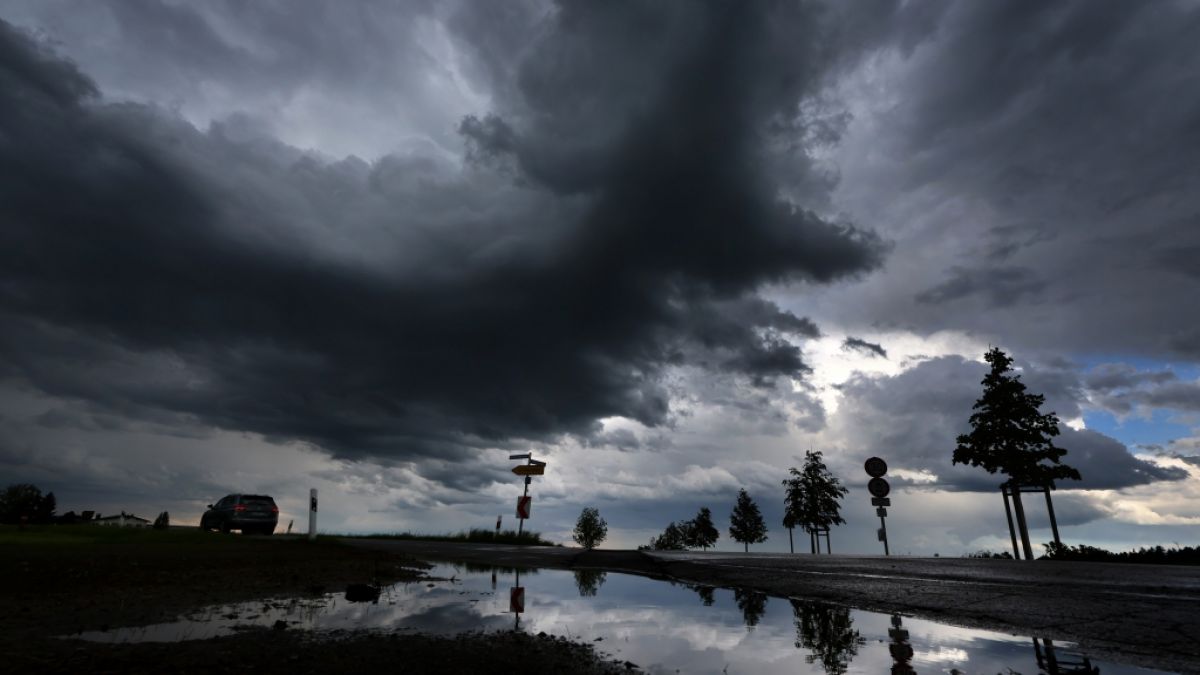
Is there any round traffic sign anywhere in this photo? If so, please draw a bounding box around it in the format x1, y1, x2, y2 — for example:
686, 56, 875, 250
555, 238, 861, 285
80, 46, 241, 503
868, 477, 891, 498
864, 456, 888, 478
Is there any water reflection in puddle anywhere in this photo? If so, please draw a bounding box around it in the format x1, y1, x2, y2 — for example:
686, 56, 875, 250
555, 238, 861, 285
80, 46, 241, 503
72, 563, 1165, 674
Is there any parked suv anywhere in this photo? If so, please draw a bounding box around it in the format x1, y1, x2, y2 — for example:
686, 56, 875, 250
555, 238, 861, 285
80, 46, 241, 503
200, 494, 278, 535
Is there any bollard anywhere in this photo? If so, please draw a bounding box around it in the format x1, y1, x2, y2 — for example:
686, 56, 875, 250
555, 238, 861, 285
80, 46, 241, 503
308, 488, 318, 541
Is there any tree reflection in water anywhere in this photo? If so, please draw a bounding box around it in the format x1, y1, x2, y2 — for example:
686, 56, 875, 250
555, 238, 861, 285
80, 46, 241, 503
734, 588, 768, 628
572, 569, 607, 597
790, 599, 866, 675
691, 584, 716, 606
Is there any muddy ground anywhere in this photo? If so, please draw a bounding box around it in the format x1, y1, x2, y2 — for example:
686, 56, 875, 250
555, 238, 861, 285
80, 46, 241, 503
0, 527, 629, 674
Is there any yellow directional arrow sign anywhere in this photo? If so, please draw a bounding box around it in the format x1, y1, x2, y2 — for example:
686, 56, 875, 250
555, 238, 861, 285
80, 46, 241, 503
512, 464, 545, 476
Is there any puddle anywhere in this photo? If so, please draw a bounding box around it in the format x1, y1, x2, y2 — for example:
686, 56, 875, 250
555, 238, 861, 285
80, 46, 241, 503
69, 563, 1166, 674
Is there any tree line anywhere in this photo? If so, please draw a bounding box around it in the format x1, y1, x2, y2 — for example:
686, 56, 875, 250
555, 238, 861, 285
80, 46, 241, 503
574, 346, 1104, 560
622, 450, 849, 553
0, 483, 56, 524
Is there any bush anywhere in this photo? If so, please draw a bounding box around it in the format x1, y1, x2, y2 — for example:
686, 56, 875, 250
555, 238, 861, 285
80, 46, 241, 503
965, 550, 1014, 559
1041, 541, 1200, 565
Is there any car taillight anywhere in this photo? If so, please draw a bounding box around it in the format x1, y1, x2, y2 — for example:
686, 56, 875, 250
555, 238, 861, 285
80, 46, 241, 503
234, 504, 246, 512
271, 506, 279, 513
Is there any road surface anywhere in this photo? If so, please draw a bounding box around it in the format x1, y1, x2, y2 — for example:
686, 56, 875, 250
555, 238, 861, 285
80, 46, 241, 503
342, 539, 1200, 672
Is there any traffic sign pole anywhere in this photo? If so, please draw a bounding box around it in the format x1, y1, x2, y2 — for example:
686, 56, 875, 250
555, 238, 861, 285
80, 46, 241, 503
517, 472, 529, 536
510, 453, 547, 537
879, 512, 890, 556
864, 457, 891, 556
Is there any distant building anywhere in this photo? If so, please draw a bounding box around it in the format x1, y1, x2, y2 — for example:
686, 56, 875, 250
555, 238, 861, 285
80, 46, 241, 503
93, 511, 151, 528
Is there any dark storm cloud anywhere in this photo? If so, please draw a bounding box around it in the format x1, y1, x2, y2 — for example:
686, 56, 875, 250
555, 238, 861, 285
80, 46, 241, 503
841, 336, 887, 359
0, 0, 460, 157
1083, 364, 1200, 416
826, 356, 1185, 491
818, 0, 1200, 361
0, 7, 882, 461
914, 265, 1046, 308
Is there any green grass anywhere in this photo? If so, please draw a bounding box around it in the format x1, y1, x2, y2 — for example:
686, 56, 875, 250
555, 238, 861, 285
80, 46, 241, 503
349, 527, 559, 547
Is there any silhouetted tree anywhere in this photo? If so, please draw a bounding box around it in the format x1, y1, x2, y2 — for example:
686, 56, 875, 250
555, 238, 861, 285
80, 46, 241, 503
684, 507, 719, 550
953, 348, 1081, 559
806, 451, 847, 553
734, 588, 768, 628
644, 521, 690, 550
782, 470, 807, 553
784, 452, 847, 554
36, 491, 56, 524
784, 464, 816, 552
573, 569, 607, 597
791, 599, 865, 675
692, 584, 715, 606
0, 483, 47, 524
729, 488, 768, 552
572, 507, 608, 549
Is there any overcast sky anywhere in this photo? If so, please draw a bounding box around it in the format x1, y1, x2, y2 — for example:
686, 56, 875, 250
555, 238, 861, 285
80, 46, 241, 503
1, 0, 1198, 554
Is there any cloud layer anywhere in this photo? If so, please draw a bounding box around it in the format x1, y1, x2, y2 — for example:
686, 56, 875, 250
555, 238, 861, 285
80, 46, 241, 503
0, 6, 884, 462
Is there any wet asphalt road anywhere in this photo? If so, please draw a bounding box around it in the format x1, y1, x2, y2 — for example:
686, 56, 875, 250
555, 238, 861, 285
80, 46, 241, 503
342, 539, 1200, 672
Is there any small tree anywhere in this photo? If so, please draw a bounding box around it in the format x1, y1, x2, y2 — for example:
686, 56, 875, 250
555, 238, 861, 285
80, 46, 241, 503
782, 469, 809, 554
953, 348, 1081, 559
784, 452, 847, 554
572, 507, 608, 549
729, 488, 768, 552
804, 451, 847, 553
684, 507, 719, 550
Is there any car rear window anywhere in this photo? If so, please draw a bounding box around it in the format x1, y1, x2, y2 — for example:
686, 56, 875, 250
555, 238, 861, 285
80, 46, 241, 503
241, 495, 275, 505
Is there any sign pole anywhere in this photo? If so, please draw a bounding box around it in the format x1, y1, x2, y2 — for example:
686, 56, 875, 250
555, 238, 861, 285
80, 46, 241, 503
509, 453, 545, 537
865, 458, 891, 556
879, 513, 889, 556
518, 475, 529, 536
308, 488, 318, 541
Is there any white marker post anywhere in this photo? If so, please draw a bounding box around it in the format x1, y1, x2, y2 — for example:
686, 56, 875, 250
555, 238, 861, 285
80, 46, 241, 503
308, 488, 318, 541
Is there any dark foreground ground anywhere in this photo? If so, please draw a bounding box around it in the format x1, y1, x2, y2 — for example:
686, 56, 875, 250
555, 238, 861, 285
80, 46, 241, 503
0, 527, 626, 674
345, 539, 1200, 673
6, 526, 1197, 673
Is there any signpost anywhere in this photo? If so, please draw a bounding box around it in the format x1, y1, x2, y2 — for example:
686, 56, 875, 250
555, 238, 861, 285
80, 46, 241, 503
863, 458, 891, 556
509, 453, 547, 536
